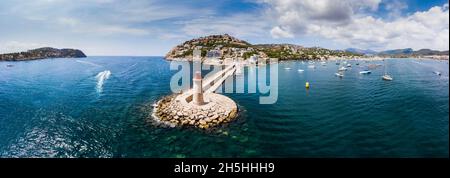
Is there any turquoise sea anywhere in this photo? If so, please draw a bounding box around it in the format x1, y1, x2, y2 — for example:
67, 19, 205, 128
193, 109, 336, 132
0, 57, 448, 157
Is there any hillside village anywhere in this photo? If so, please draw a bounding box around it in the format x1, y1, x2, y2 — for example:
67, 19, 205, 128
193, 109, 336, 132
165, 34, 362, 63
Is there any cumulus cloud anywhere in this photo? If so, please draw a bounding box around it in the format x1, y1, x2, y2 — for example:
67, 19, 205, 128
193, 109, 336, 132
270, 26, 294, 38
4, 0, 212, 36
180, 13, 270, 39
260, 0, 449, 50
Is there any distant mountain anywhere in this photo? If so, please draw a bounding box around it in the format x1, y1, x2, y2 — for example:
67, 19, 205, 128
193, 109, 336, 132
378, 48, 448, 57
345, 48, 448, 57
379, 48, 414, 55
345, 48, 378, 55
413, 49, 449, 56
0, 47, 86, 61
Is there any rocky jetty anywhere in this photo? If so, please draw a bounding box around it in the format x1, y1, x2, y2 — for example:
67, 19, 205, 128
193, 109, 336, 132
0, 47, 86, 61
152, 94, 238, 129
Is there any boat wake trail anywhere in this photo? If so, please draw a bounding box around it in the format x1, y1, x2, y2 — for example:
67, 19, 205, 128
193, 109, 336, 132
96, 70, 111, 93
76, 60, 103, 67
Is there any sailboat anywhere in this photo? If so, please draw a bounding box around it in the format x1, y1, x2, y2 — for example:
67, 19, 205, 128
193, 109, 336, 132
382, 60, 393, 81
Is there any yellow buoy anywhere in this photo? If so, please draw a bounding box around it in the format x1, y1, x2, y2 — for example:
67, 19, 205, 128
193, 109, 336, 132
305, 82, 310, 89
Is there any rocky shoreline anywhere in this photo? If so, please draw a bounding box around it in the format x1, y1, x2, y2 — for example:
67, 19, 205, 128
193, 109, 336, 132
151, 94, 238, 129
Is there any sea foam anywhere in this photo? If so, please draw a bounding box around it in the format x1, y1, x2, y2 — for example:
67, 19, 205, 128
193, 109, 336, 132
96, 70, 111, 93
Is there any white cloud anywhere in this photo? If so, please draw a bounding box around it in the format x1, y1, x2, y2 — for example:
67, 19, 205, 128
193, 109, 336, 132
4, 0, 209, 37
270, 26, 294, 38
260, 0, 449, 50
180, 14, 270, 39
384, 0, 408, 19
55, 17, 150, 36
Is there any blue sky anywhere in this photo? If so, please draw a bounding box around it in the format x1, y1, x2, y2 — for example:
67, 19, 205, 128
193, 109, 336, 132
0, 0, 448, 56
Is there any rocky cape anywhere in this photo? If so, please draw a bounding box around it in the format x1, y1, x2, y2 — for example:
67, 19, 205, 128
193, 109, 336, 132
0, 47, 86, 61
165, 34, 362, 61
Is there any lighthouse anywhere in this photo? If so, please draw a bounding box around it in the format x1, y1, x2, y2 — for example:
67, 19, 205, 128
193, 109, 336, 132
193, 71, 204, 105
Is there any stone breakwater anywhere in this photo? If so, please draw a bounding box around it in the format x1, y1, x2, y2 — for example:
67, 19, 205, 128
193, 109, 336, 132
152, 93, 238, 129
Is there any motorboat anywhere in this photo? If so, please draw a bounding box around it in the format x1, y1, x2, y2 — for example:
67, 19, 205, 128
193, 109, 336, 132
382, 75, 393, 81
382, 60, 393, 81
338, 67, 347, 71
359, 70, 371, 74
433, 71, 442, 76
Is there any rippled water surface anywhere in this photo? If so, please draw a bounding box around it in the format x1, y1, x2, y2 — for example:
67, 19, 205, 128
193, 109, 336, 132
0, 57, 448, 157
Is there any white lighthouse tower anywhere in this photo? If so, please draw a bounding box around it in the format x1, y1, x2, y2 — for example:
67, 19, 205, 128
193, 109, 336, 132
192, 71, 204, 105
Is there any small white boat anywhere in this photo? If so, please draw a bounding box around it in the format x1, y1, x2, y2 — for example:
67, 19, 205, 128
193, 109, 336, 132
285, 67, 291, 70
338, 67, 347, 71
359, 70, 371, 74
433, 71, 442, 76
382, 75, 393, 81
298, 69, 304, 72
346, 64, 352, 67
308, 65, 316, 69
335, 72, 344, 78
321, 61, 326, 66
382, 60, 393, 81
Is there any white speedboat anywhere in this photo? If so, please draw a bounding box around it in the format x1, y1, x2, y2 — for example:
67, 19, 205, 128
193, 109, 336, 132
359, 70, 371, 74
308, 65, 316, 69
382, 75, 393, 81
335, 72, 344, 78
338, 67, 347, 71
285, 67, 291, 70
298, 69, 304, 72
382, 60, 393, 81
433, 71, 442, 76
347, 64, 352, 67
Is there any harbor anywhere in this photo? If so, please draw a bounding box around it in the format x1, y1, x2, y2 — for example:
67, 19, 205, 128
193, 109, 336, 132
0, 56, 448, 157
152, 64, 240, 129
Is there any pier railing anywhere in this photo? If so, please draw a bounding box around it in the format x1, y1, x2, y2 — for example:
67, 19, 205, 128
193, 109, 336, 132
176, 64, 237, 104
